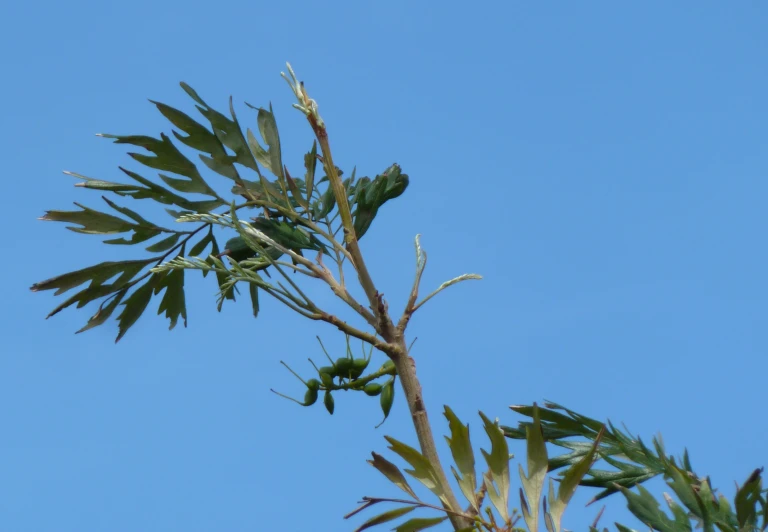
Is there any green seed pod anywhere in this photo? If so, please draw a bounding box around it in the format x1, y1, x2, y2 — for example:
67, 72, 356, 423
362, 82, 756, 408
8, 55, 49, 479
303, 387, 318, 406
306, 378, 321, 391
324, 390, 335, 415
363, 382, 383, 396
379, 379, 395, 419
348, 357, 370, 380
319, 372, 334, 387
380, 360, 396, 374
318, 366, 337, 377
334, 357, 353, 376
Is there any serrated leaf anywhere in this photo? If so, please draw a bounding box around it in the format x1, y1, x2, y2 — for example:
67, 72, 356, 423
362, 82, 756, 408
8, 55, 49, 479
101, 196, 155, 227
444, 406, 477, 511
393, 516, 448, 532
367, 452, 419, 500
353, 506, 415, 532
118, 167, 224, 212
145, 233, 181, 252
151, 100, 226, 157
40, 203, 135, 235
479, 411, 510, 523
519, 403, 548, 532
115, 273, 163, 342
156, 267, 187, 330
75, 289, 128, 334
619, 484, 678, 532
31, 258, 158, 297
189, 228, 214, 257
548, 427, 604, 531
103, 227, 162, 246
384, 436, 447, 505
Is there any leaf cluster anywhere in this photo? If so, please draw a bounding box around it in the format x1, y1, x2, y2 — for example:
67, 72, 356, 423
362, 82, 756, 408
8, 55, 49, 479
504, 402, 768, 531
349, 404, 598, 532
32, 84, 409, 341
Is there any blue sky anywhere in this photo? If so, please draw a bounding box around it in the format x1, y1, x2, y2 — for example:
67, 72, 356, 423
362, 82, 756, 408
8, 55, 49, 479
2, 1, 766, 531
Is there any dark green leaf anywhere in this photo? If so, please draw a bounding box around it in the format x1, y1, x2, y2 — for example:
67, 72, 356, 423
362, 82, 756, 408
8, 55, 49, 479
189, 228, 214, 257
145, 233, 181, 253
76, 290, 128, 334
619, 484, 678, 532
31, 258, 158, 296
393, 516, 447, 532
103, 227, 162, 246
735, 468, 762, 528
352, 164, 409, 239
249, 284, 259, 318
115, 273, 163, 342
101, 196, 155, 227
40, 203, 135, 235
151, 100, 226, 157
353, 506, 415, 532
156, 267, 187, 330
102, 133, 218, 198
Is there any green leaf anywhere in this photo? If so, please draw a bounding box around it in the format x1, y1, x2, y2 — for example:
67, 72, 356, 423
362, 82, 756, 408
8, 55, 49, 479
31, 258, 158, 297
209, 237, 235, 304
367, 452, 419, 500
156, 267, 187, 330
443, 406, 477, 511
257, 104, 284, 179
40, 203, 135, 235
181, 87, 257, 173
304, 140, 317, 204
393, 516, 448, 532
248, 284, 259, 318
352, 164, 409, 239
735, 468, 762, 528
353, 506, 415, 532
101, 196, 155, 227
75, 290, 128, 334
151, 100, 226, 158
189, 228, 214, 257
479, 411, 511, 523
519, 403, 548, 532
115, 273, 163, 342
118, 167, 224, 212
103, 227, 162, 246
384, 436, 447, 506
618, 484, 678, 532
548, 427, 603, 531
145, 233, 181, 253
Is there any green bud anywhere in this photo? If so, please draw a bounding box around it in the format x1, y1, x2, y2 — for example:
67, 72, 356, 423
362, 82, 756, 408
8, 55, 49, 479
380, 379, 395, 420
348, 357, 370, 380
319, 372, 334, 387
306, 378, 321, 391
380, 360, 396, 374
363, 382, 383, 396
324, 390, 335, 415
334, 357, 353, 376
303, 387, 318, 406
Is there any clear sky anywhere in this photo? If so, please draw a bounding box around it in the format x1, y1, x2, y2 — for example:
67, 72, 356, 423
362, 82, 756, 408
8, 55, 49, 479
2, 1, 766, 531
